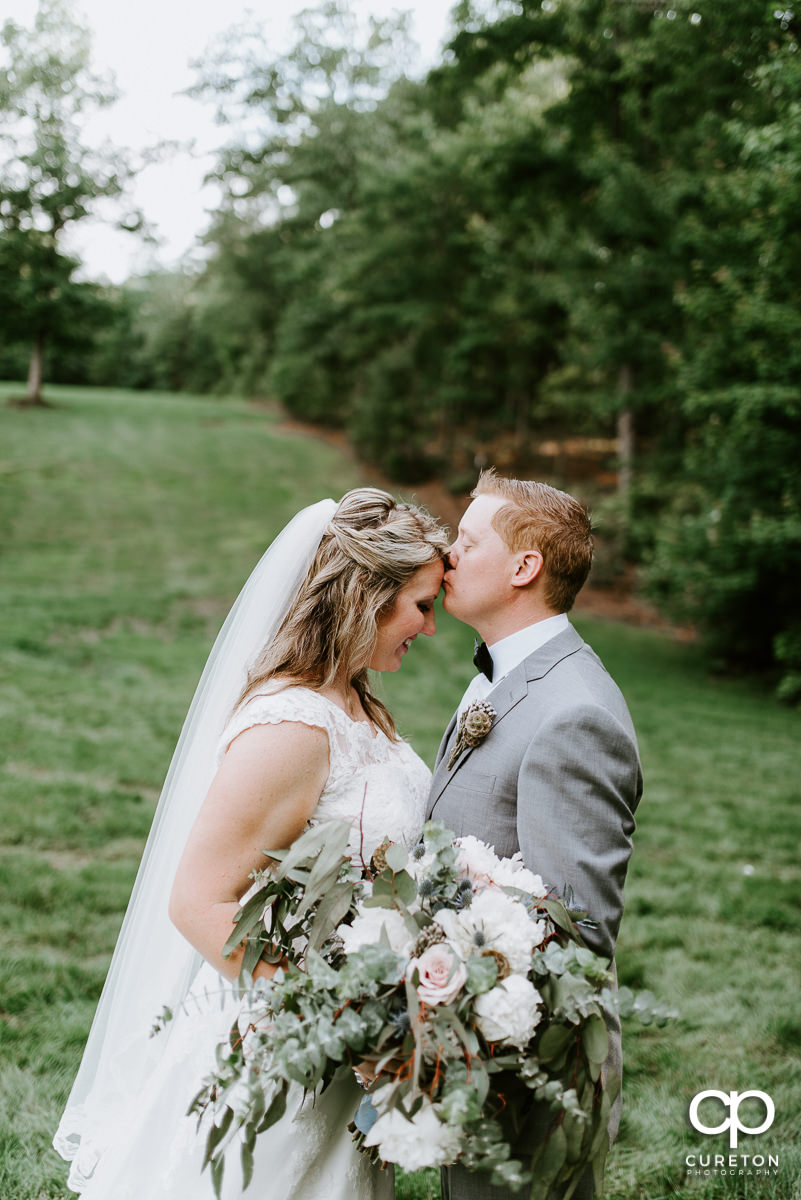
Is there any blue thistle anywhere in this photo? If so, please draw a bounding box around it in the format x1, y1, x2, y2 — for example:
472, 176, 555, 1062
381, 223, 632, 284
390, 1010, 411, 1037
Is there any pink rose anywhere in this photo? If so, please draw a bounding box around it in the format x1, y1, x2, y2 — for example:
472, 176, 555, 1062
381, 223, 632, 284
409, 943, 467, 1006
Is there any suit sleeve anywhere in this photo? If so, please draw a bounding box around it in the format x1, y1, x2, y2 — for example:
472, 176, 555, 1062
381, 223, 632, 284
516, 702, 642, 961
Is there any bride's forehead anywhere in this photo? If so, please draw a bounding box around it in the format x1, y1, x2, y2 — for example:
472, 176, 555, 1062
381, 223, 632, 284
404, 560, 444, 593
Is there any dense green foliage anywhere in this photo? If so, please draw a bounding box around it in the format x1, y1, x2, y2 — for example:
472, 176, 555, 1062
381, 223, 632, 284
1, 385, 799, 1200
642, 20, 801, 682
2, 0, 800, 677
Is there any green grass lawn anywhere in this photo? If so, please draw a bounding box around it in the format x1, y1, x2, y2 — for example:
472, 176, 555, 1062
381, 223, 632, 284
1, 384, 799, 1200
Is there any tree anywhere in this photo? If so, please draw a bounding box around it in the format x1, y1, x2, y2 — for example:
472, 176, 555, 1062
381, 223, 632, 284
186, 1, 422, 427
644, 10, 801, 688
0, 0, 138, 404
157, 0, 799, 688
430, 0, 786, 501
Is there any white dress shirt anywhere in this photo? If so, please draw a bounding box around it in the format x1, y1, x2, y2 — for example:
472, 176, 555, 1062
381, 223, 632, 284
457, 613, 569, 718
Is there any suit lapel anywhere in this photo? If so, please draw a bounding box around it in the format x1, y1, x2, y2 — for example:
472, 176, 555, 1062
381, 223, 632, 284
429, 713, 459, 810
428, 624, 586, 814
434, 712, 458, 769
522, 623, 584, 682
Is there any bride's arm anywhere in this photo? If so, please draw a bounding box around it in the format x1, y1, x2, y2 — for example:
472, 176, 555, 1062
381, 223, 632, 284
169, 720, 329, 981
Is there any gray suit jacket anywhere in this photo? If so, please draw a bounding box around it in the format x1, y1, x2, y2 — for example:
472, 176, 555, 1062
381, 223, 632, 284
428, 624, 642, 962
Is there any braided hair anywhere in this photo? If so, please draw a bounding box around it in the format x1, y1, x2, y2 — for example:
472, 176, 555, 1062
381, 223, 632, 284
235, 489, 448, 738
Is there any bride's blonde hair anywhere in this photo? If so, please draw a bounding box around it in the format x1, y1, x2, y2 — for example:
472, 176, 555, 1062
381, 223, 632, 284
236, 488, 448, 738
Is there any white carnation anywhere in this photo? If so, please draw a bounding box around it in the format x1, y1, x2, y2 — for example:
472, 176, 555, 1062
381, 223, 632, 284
337, 906, 415, 959
455, 835, 501, 890
363, 1099, 462, 1170
435, 889, 546, 973
473, 975, 543, 1047
490, 854, 548, 899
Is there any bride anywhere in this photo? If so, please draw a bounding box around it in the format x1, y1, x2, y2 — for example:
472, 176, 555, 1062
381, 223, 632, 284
53, 488, 449, 1200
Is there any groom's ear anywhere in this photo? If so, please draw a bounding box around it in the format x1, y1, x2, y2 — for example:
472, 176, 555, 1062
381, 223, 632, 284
511, 550, 543, 588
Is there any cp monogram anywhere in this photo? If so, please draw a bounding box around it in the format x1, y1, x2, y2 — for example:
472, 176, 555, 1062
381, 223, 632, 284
689, 1090, 775, 1149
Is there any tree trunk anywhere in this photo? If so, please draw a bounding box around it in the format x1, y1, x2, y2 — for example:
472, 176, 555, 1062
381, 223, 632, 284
616, 365, 634, 499
24, 333, 47, 406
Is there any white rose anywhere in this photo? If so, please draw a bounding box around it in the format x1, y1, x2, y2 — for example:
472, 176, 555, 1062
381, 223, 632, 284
338, 906, 415, 959
363, 1099, 462, 1170
408, 943, 467, 1006
490, 854, 548, 899
473, 975, 543, 1047
455, 835, 501, 891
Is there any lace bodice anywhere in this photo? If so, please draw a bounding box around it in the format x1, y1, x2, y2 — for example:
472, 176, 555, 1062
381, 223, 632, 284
219, 686, 430, 861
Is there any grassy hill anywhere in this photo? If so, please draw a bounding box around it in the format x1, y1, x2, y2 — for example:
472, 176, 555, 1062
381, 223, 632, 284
1, 384, 799, 1199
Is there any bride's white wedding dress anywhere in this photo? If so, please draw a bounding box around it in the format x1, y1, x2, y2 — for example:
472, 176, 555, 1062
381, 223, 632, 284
60, 687, 431, 1200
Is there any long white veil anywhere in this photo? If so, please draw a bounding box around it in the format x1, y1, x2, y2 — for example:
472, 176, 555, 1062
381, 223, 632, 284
54, 499, 337, 1186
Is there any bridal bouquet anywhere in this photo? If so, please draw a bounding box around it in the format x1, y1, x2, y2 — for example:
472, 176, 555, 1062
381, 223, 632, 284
188, 819, 672, 1198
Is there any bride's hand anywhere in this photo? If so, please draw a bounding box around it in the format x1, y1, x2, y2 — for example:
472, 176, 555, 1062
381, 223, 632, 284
353, 1052, 406, 1087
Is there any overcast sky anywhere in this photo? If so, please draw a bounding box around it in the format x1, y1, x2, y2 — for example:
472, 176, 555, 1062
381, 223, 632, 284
2, 0, 457, 282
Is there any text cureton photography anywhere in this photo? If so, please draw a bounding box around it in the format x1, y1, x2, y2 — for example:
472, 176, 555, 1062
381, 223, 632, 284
684, 1090, 780, 1182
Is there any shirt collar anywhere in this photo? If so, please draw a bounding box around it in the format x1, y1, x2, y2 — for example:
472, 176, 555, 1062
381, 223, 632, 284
487, 613, 569, 683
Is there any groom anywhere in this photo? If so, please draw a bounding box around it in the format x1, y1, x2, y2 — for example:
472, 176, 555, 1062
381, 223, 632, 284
428, 470, 642, 1200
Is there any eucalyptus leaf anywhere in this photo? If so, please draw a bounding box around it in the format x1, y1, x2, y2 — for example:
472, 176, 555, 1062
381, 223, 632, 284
404, 975, 422, 1093
385, 843, 409, 872
284, 867, 311, 885
202, 1106, 234, 1170
240, 1139, 254, 1192
271, 820, 349, 882
256, 1087, 287, 1134
361, 890, 395, 910
392, 869, 418, 907
582, 1014, 609, 1067
472, 1059, 491, 1106
541, 897, 584, 942
368, 876, 394, 902
465, 954, 498, 994
440, 1083, 482, 1123
307, 880, 355, 952
241, 936, 266, 978
223, 888, 271, 958
435, 1005, 480, 1056
563, 1110, 586, 1165
296, 829, 353, 918
210, 1153, 225, 1200
247, 1080, 266, 1134
537, 1023, 574, 1064
420, 820, 453, 852
589, 1081, 613, 1158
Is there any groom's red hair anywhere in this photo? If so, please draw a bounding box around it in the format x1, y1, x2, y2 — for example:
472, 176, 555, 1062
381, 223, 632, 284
473, 469, 594, 613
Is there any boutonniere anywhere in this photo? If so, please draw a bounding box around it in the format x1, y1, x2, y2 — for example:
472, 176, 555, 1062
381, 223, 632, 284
447, 700, 496, 770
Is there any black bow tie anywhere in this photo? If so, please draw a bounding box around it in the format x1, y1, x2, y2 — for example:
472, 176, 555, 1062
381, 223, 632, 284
473, 639, 494, 682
